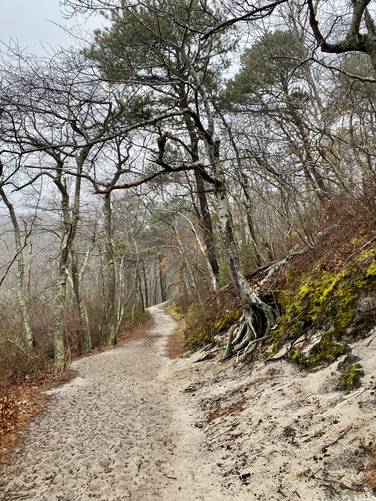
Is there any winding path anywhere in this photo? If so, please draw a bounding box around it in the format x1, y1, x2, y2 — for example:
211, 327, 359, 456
0, 305, 223, 501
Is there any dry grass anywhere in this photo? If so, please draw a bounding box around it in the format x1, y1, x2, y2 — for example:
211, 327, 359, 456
166, 323, 185, 359
361, 441, 376, 491
206, 396, 248, 424
118, 313, 154, 346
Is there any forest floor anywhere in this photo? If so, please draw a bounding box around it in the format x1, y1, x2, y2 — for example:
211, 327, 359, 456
1, 304, 376, 500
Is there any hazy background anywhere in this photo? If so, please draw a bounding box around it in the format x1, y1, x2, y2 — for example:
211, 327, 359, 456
1, 0, 100, 54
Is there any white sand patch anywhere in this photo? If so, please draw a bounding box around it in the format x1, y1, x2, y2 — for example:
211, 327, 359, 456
176, 335, 376, 500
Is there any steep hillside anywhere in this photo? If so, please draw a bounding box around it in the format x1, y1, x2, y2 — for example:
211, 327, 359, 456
171, 210, 376, 498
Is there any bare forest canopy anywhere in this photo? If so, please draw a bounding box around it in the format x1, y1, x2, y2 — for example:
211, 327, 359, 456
1, 0, 376, 374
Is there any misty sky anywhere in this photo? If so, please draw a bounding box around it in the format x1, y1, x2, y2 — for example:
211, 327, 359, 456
1, 0, 100, 54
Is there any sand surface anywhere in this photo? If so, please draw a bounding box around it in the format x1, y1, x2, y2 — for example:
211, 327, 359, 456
1, 305, 376, 500
182, 334, 376, 501
0, 305, 225, 500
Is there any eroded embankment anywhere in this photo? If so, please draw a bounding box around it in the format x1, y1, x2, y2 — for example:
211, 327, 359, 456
180, 334, 376, 500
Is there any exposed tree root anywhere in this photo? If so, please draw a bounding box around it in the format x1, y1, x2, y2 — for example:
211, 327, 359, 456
221, 247, 314, 362
223, 294, 278, 361
202, 224, 352, 365
193, 298, 276, 364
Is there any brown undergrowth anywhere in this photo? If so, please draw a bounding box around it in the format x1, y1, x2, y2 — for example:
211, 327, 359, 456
166, 322, 186, 359
0, 369, 75, 464
361, 441, 376, 491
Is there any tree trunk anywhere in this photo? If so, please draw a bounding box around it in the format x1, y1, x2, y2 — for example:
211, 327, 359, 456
287, 100, 330, 204
178, 212, 218, 292
0, 186, 34, 350
204, 115, 277, 358
179, 89, 220, 289
216, 112, 263, 266
53, 152, 85, 369
70, 245, 92, 353
137, 267, 145, 312
141, 259, 149, 308
54, 250, 68, 371
159, 254, 167, 302
193, 169, 220, 287
103, 193, 117, 345
54, 208, 71, 372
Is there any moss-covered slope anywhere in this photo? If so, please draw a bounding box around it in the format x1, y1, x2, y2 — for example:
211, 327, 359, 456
266, 244, 376, 368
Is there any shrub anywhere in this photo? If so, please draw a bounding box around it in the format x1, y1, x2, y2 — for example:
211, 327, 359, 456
0, 337, 48, 387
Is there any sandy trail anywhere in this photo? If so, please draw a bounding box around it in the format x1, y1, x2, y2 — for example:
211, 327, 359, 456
0, 304, 224, 501
3, 305, 375, 501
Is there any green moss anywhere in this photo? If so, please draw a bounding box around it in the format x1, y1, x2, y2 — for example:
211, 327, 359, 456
366, 262, 376, 277
169, 306, 183, 320
268, 256, 376, 368
300, 333, 349, 368
291, 347, 302, 364
182, 303, 213, 353
183, 326, 213, 352
213, 309, 242, 334
356, 246, 376, 263
183, 306, 242, 354
350, 235, 367, 246
338, 363, 364, 392
186, 303, 205, 322
218, 260, 230, 287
